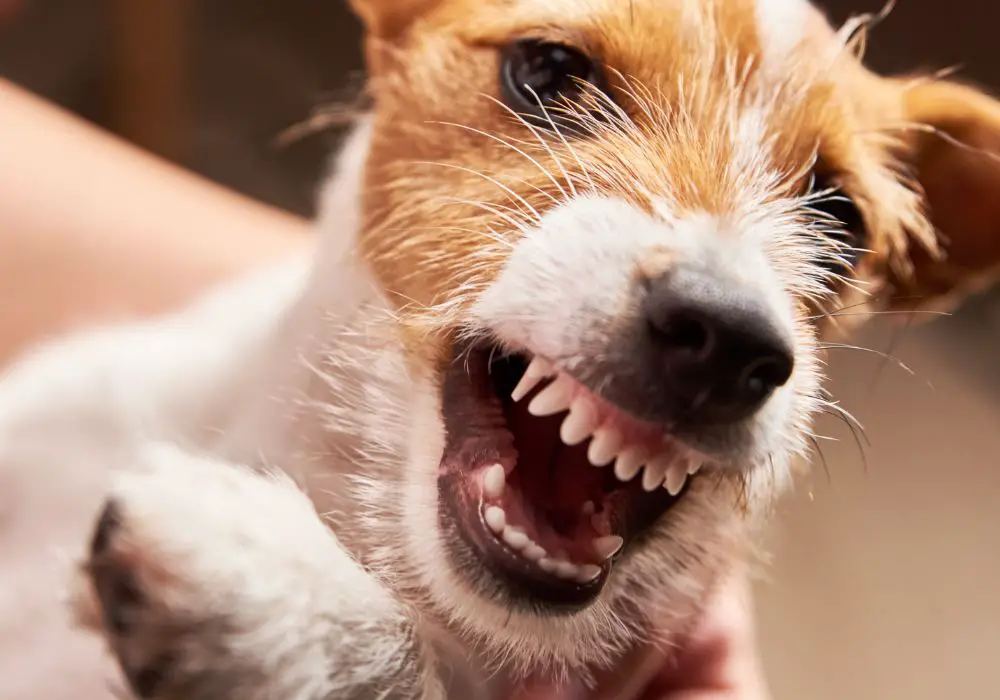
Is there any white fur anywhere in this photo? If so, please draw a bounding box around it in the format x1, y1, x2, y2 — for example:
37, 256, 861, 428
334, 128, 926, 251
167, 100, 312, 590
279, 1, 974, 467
473, 196, 796, 360
473, 195, 807, 483
93, 444, 433, 700
754, 0, 814, 65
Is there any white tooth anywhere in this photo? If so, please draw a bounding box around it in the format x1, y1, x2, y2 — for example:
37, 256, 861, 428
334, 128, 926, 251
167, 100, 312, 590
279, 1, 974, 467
587, 427, 623, 467
560, 400, 598, 446
592, 535, 624, 560
523, 543, 547, 561
483, 464, 506, 499
614, 447, 646, 482
484, 506, 506, 534
642, 457, 671, 492
511, 356, 555, 402
665, 462, 688, 496
538, 558, 557, 573
576, 564, 602, 583
687, 459, 703, 476
581, 500, 596, 516
502, 526, 529, 550
553, 560, 580, 579
528, 375, 574, 416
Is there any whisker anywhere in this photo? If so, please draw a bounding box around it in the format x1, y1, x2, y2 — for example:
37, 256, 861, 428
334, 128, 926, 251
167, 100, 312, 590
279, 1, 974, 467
408, 225, 514, 249
482, 94, 575, 199
816, 400, 871, 474
818, 342, 916, 376
808, 435, 832, 484
810, 308, 950, 321
869, 308, 918, 396
806, 296, 931, 321
818, 397, 871, 447
428, 121, 562, 205
440, 197, 534, 232
416, 160, 544, 225
591, 68, 645, 127
524, 86, 592, 195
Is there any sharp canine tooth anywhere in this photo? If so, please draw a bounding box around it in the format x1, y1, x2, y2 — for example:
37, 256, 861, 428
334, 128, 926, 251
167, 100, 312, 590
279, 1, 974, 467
523, 543, 546, 561
687, 459, 703, 475
528, 375, 574, 416
503, 526, 529, 550
614, 447, 646, 482
554, 560, 579, 579
588, 427, 623, 466
484, 506, 506, 533
593, 535, 624, 560
483, 464, 506, 498
642, 457, 671, 492
576, 564, 602, 583
511, 356, 555, 402
560, 400, 598, 446
665, 463, 687, 496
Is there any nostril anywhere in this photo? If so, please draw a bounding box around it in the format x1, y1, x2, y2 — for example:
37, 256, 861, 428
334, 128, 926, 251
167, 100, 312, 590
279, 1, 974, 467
740, 352, 794, 400
652, 311, 715, 360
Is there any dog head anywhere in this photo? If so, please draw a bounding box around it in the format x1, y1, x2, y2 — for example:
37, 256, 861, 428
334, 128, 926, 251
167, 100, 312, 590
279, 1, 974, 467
332, 0, 1000, 678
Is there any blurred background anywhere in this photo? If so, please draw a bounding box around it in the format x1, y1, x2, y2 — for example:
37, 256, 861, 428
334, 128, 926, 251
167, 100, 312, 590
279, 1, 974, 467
1, 1, 998, 698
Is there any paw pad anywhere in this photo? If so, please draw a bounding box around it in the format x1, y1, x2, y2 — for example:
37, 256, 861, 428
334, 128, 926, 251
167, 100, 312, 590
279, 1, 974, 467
85, 499, 175, 698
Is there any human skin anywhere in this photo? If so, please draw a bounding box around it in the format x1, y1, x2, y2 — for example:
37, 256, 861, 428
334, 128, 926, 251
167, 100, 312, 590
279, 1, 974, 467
0, 79, 309, 366
511, 572, 769, 700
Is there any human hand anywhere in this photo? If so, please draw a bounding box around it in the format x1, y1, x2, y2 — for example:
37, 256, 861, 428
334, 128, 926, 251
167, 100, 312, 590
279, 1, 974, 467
624, 575, 770, 700
512, 574, 770, 700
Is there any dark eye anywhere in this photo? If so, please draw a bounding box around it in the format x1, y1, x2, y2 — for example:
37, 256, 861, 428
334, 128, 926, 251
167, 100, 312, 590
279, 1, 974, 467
808, 174, 868, 278
500, 39, 606, 128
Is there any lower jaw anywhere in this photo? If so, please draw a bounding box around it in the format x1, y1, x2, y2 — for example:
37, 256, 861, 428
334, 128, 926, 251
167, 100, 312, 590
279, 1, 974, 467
438, 469, 687, 612
439, 473, 608, 610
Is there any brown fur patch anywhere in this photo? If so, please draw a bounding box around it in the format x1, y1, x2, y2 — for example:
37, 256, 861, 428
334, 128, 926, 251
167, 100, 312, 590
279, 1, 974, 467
351, 0, 1000, 347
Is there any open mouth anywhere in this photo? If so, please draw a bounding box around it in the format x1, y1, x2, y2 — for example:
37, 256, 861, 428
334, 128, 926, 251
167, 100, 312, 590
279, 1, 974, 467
438, 340, 706, 609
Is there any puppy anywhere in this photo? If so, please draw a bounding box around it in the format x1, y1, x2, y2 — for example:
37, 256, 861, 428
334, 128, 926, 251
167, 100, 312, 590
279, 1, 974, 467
3, 0, 1000, 698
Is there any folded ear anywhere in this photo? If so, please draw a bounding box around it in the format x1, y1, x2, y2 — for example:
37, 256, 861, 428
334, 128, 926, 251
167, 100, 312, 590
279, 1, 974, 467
348, 0, 439, 38
890, 79, 1000, 309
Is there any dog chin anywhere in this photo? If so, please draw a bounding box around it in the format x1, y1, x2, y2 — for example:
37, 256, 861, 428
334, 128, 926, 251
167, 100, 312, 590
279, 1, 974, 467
392, 386, 618, 672
408, 464, 754, 678
390, 376, 759, 678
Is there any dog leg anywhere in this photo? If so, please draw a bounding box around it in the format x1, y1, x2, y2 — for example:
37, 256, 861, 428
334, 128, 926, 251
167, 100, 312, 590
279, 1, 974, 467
77, 443, 436, 700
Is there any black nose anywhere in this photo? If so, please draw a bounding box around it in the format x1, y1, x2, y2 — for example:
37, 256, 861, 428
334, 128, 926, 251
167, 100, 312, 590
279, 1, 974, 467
640, 268, 794, 425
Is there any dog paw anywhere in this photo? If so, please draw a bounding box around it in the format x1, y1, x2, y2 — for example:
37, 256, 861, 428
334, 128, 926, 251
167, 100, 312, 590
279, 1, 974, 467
76, 444, 423, 700
76, 447, 326, 698
86, 499, 176, 698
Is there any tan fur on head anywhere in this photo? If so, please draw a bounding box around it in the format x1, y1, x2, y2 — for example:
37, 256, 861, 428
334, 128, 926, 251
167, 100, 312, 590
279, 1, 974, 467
888, 78, 1000, 309
352, 0, 1000, 326
349, 0, 440, 41
338, 2, 1000, 681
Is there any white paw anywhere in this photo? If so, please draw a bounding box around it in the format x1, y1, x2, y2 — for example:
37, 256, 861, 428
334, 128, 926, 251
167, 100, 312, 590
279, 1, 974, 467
80, 445, 422, 700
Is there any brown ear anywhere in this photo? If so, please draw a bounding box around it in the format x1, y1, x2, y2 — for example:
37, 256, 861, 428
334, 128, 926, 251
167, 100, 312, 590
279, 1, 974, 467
348, 0, 439, 38
891, 79, 1000, 309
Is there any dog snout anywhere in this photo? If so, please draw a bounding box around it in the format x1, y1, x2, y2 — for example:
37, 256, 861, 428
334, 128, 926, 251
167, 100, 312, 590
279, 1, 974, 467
638, 266, 794, 425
